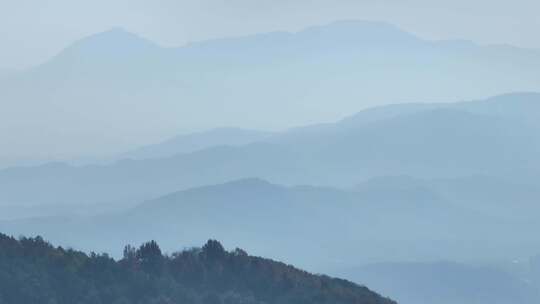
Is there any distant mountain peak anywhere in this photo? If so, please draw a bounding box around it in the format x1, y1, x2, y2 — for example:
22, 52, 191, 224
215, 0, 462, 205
187, 178, 281, 194
143, 178, 281, 205
105, 26, 130, 34
53, 27, 159, 61
79, 27, 156, 47
220, 177, 276, 188
326, 19, 403, 31
299, 19, 421, 44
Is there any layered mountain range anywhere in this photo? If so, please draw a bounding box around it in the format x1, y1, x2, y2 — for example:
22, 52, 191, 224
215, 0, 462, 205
1, 20, 540, 162
1, 92, 539, 207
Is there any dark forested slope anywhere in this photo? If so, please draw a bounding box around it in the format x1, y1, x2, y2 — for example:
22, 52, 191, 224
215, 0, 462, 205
0, 233, 394, 304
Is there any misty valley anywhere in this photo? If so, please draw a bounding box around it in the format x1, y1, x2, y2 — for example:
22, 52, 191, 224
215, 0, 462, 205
2, 9, 540, 304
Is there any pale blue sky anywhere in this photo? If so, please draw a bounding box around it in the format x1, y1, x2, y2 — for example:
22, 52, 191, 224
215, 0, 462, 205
0, 0, 539, 69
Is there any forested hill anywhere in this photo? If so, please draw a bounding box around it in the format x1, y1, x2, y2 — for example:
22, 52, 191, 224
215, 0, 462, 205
0, 234, 395, 304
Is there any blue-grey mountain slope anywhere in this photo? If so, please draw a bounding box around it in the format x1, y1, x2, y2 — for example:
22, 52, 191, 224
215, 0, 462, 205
0, 93, 539, 207
120, 127, 273, 160
0, 177, 534, 272
336, 261, 539, 304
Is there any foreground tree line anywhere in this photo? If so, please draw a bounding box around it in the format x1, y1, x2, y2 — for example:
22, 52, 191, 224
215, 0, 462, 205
0, 233, 394, 304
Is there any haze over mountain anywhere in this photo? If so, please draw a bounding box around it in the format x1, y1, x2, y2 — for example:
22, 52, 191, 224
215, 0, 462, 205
4, 2, 540, 303
3, 174, 540, 303
0, 92, 539, 208
337, 261, 540, 304
4, 0, 540, 70
2, 175, 538, 273
2, 21, 540, 165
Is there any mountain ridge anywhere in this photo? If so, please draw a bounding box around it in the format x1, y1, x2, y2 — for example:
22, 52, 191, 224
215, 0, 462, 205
0, 93, 539, 206
1, 175, 530, 270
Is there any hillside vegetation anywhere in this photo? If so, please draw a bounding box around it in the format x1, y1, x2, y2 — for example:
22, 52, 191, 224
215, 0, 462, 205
0, 233, 394, 304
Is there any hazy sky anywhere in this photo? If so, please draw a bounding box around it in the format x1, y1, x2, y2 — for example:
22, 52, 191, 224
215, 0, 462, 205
1, 0, 539, 69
